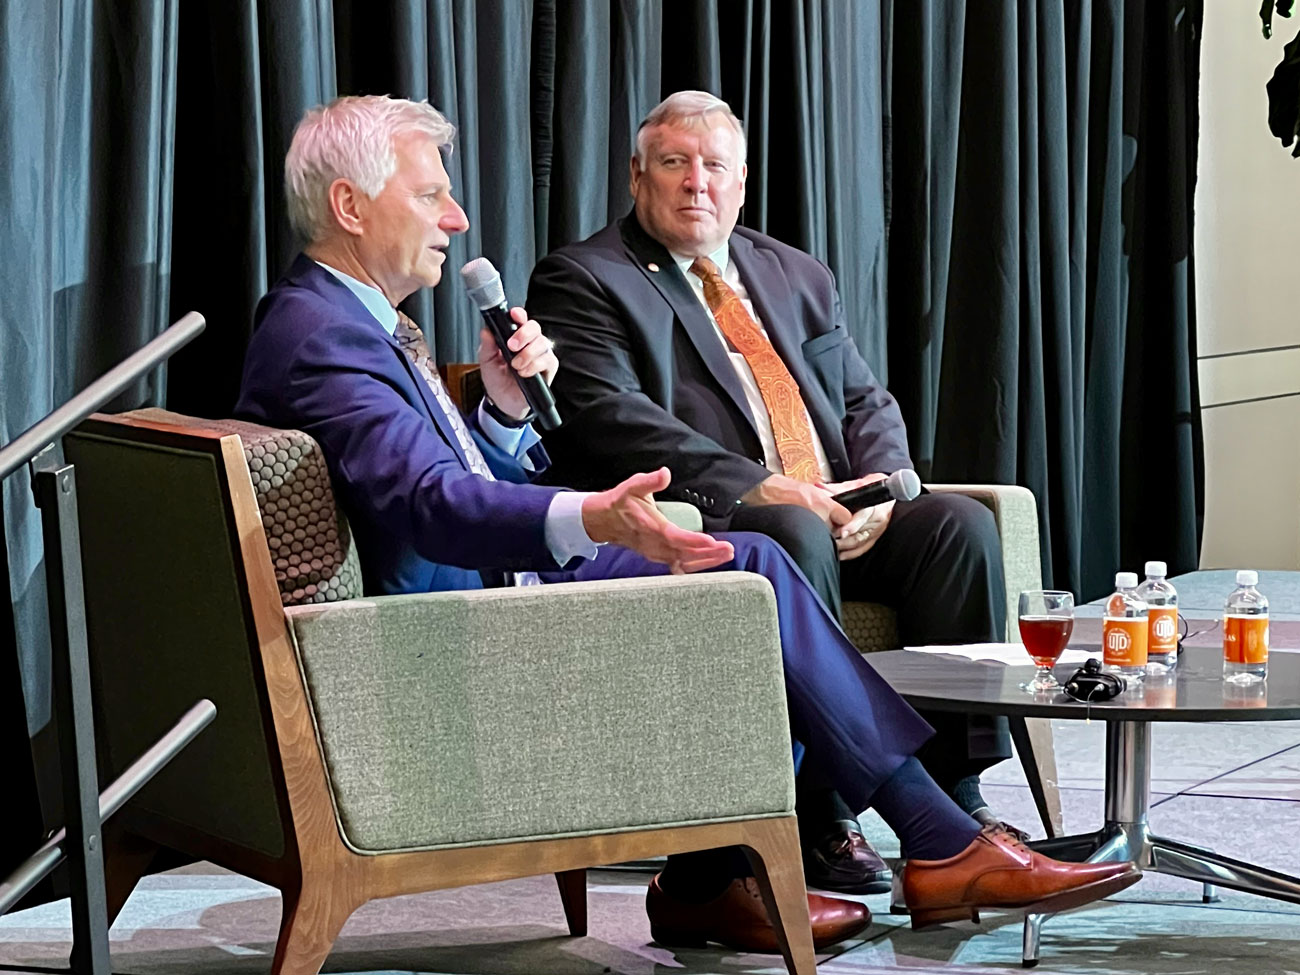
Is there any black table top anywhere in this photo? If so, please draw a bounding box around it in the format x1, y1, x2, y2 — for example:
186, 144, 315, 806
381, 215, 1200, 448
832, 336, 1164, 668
867, 645, 1300, 721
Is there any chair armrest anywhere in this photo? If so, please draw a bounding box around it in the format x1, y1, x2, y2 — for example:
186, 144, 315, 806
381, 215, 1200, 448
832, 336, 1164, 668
927, 484, 1042, 640
283, 572, 794, 853
655, 500, 703, 531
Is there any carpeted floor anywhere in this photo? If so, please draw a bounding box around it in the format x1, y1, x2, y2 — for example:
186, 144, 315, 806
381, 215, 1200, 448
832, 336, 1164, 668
4, 711, 1300, 975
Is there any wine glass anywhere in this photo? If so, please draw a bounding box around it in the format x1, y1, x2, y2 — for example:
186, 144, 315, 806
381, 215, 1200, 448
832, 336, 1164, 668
1018, 590, 1074, 692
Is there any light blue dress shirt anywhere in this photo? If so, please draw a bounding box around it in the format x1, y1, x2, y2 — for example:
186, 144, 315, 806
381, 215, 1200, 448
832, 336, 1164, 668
316, 261, 598, 567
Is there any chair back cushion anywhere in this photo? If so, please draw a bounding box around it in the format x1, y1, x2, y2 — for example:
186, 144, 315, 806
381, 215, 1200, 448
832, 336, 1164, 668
124, 410, 363, 605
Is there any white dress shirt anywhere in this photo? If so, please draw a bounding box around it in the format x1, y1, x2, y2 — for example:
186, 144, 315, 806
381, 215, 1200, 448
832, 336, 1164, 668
672, 243, 834, 482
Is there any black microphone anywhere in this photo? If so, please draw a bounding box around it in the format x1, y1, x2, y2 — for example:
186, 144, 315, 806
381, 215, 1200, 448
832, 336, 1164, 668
830, 468, 922, 512
460, 257, 562, 430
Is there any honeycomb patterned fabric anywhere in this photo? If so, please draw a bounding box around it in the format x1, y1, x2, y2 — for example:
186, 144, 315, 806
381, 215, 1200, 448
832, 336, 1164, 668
123, 410, 363, 606
841, 602, 899, 654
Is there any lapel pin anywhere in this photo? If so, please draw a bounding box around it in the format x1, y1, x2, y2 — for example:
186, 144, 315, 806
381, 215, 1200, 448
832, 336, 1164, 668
647, 262, 660, 273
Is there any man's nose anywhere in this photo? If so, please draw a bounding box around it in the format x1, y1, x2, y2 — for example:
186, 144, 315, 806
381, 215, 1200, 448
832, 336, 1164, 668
682, 159, 708, 193
444, 197, 470, 234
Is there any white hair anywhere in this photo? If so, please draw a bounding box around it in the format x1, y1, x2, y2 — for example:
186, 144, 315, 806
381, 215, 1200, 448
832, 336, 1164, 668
635, 90, 747, 166
285, 94, 456, 243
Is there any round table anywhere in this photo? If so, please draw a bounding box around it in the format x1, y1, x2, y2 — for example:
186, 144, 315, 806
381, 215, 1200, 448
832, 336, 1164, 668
867, 644, 1300, 967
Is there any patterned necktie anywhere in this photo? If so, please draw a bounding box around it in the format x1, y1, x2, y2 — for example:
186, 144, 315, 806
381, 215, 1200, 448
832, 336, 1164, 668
393, 311, 541, 586
690, 257, 821, 483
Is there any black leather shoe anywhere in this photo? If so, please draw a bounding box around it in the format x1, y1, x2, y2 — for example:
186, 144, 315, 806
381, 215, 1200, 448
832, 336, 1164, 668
802, 820, 892, 894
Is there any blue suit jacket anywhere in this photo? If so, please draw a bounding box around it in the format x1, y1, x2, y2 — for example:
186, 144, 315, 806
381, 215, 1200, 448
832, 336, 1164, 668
235, 254, 569, 595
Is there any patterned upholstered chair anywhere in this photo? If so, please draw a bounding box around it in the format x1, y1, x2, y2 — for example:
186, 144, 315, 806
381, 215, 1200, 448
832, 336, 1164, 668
66, 410, 818, 975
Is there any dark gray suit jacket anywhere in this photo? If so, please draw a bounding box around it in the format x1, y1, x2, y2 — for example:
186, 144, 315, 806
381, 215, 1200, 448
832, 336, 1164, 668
527, 213, 913, 522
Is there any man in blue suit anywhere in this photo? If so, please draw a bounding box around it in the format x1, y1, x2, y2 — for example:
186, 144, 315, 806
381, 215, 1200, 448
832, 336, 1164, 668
235, 94, 1135, 955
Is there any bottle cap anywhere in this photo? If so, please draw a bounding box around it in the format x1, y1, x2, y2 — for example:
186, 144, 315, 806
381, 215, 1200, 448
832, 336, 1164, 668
1115, 571, 1139, 589
1145, 560, 1167, 578
1236, 569, 1258, 587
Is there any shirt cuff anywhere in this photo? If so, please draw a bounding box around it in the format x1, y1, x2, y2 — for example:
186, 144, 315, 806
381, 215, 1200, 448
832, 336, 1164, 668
476, 400, 543, 469
544, 491, 600, 566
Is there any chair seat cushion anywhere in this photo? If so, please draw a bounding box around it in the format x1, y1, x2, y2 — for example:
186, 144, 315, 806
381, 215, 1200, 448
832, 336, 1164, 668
286, 574, 797, 853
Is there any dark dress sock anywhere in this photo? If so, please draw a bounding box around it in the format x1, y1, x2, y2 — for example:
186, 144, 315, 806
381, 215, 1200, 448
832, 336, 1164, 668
868, 757, 980, 861
946, 774, 988, 816
795, 770, 858, 844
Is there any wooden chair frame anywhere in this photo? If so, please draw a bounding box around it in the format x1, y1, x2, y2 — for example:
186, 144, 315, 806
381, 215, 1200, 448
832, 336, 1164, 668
72, 414, 816, 975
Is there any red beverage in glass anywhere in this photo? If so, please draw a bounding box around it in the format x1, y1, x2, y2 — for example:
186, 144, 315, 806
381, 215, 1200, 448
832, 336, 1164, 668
1018, 615, 1074, 666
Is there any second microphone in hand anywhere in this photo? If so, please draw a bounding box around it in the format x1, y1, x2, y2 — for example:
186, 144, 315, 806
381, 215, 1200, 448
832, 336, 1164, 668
461, 257, 563, 430
830, 468, 923, 512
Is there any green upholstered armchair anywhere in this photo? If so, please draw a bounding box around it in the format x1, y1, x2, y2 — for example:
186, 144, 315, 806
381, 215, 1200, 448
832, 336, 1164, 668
65, 411, 818, 975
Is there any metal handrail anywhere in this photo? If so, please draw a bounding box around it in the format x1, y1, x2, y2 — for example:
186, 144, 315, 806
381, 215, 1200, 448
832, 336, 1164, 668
0, 700, 216, 915
0, 311, 209, 974
0, 312, 205, 480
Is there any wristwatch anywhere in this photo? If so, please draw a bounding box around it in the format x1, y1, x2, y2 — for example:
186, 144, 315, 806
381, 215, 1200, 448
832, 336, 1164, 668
482, 395, 535, 428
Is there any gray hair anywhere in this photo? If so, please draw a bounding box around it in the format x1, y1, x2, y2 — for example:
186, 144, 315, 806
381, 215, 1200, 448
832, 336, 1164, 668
285, 94, 456, 242
635, 90, 747, 166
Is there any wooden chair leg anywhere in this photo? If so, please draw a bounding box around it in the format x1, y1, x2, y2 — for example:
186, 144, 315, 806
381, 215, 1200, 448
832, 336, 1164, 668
271, 879, 355, 975
740, 817, 817, 975
554, 868, 587, 936
1009, 715, 1064, 837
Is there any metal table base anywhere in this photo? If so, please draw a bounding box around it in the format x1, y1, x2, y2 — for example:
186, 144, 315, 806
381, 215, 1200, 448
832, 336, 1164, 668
1021, 720, 1300, 967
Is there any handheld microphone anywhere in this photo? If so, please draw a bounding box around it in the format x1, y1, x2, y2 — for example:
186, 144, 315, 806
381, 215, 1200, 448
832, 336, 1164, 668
460, 257, 562, 430
830, 468, 922, 512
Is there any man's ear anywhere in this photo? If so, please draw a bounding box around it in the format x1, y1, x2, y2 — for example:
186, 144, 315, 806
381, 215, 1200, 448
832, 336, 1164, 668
738, 162, 747, 208
326, 177, 365, 237
629, 155, 643, 199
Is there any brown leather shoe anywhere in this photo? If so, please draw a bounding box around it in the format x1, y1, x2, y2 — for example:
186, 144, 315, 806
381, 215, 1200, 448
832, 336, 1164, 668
646, 873, 871, 952
902, 826, 1140, 928
803, 822, 892, 894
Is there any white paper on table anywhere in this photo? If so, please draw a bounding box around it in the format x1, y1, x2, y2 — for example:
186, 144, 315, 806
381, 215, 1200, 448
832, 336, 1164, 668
903, 642, 1094, 667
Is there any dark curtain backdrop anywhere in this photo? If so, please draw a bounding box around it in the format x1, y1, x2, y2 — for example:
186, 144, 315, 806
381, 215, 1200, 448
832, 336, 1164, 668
884, 0, 1204, 601
2, 0, 1202, 869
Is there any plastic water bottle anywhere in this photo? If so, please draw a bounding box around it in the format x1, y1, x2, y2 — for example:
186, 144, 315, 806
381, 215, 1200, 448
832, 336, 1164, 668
1103, 571, 1148, 681
1224, 570, 1268, 684
1137, 561, 1178, 675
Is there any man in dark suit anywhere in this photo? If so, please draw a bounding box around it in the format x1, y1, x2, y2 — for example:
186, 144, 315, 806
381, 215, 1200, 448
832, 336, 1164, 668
528, 91, 1019, 891
235, 94, 1135, 954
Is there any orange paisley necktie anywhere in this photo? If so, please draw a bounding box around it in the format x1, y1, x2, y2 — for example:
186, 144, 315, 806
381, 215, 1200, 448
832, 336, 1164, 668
690, 257, 821, 482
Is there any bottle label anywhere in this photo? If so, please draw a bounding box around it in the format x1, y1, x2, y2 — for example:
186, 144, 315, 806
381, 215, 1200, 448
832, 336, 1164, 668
1103, 617, 1148, 668
1224, 615, 1269, 665
1149, 607, 1178, 656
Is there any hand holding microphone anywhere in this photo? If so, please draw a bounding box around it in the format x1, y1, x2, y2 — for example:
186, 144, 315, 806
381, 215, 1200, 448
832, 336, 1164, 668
829, 468, 922, 511
461, 257, 563, 430
826, 469, 922, 561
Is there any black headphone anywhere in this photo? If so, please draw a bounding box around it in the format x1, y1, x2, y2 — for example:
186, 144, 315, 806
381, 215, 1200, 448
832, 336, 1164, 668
1063, 657, 1127, 702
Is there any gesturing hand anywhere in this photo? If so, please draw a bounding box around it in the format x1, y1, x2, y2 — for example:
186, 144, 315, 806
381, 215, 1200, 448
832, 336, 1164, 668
581, 468, 735, 574
476, 307, 558, 420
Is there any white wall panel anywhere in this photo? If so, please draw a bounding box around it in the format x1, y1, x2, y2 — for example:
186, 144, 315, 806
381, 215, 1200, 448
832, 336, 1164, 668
1195, 5, 1300, 569
1200, 396, 1300, 570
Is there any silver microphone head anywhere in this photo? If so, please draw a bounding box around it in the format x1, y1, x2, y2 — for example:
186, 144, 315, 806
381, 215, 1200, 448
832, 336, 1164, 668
887, 468, 922, 502
461, 257, 506, 309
